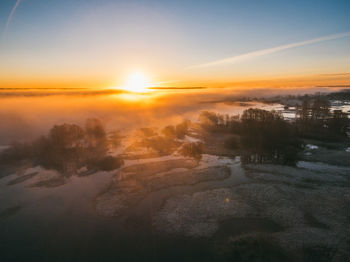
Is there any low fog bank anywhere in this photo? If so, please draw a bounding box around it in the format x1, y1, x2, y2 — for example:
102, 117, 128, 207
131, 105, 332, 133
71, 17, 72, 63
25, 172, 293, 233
2, 92, 348, 176
0, 86, 346, 145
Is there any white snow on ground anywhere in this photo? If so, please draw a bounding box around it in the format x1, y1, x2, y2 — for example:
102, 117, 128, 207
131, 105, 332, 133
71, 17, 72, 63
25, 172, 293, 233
184, 135, 201, 143
297, 161, 350, 173
123, 155, 184, 167
23, 166, 43, 175
198, 154, 240, 168
305, 144, 318, 150
282, 112, 296, 120
331, 100, 350, 113
0, 145, 9, 152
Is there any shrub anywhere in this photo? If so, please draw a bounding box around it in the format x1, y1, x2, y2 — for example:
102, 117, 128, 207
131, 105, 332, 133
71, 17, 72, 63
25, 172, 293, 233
88, 156, 124, 171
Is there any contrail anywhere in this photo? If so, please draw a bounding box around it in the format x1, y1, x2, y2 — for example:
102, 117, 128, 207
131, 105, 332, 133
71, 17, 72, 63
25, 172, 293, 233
187, 31, 350, 69
2, 0, 22, 38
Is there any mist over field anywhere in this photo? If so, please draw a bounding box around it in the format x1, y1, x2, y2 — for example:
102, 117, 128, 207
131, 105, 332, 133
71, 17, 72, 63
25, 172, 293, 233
0, 86, 338, 144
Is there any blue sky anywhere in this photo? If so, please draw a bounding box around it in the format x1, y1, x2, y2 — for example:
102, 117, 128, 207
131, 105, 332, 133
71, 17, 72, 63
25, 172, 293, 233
1, 0, 350, 87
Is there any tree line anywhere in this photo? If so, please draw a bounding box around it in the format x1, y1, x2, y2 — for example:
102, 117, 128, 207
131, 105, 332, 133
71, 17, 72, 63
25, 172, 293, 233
0, 119, 123, 175
198, 96, 349, 165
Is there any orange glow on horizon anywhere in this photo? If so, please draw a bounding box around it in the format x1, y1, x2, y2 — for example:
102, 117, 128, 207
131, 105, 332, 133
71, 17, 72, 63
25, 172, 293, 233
1, 70, 350, 91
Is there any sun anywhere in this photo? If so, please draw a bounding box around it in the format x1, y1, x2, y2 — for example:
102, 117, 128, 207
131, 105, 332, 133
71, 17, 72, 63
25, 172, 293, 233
121, 72, 151, 93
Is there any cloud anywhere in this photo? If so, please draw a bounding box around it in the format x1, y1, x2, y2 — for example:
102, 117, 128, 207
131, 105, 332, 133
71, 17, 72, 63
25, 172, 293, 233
187, 31, 350, 69
2, 0, 22, 38
318, 73, 350, 77
0, 88, 127, 97
316, 85, 350, 88
148, 87, 207, 90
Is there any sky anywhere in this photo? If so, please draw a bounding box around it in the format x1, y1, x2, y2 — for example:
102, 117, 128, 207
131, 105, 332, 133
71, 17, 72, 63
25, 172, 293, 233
0, 0, 350, 89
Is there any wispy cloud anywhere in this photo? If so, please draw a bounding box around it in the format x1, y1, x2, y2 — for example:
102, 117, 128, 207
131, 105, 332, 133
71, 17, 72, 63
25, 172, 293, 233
0, 89, 127, 97
2, 0, 22, 38
318, 72, 350, 77
316, 85, 350, 88
148, 87, 207, 90
187, 31, 350, 69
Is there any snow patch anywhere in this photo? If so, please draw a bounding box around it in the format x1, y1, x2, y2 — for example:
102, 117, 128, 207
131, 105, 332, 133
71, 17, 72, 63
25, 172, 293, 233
305, 144, 318, 150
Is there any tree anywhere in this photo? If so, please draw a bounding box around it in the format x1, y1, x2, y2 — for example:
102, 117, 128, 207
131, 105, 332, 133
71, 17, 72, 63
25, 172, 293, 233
175, 120, 190, 139
311, 95, 330, 121
179, 142, 203, 161
199, 111, 219, 129
328, 110, 349, 135
139, 127, 157, 137
0, 119, 124, 175
84, 118, 109, 157
296, 95, 310, 121
44, 124, 85, 172
161, 125, 176, 138
240, 108, 302, 165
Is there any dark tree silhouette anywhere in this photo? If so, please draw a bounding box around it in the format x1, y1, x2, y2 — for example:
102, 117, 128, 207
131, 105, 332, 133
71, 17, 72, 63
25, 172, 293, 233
240, 108, 302, 165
